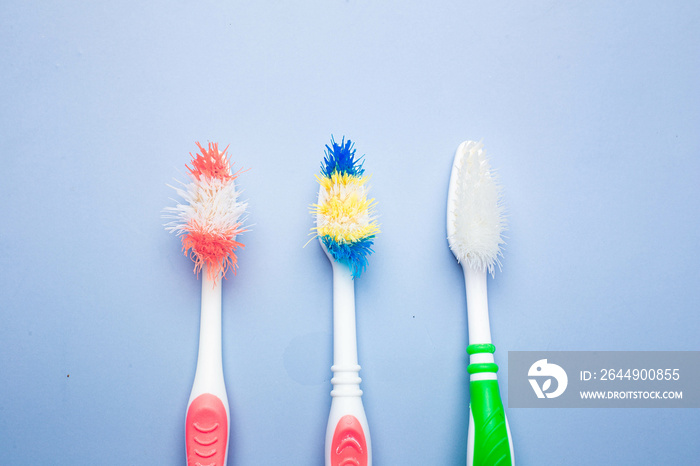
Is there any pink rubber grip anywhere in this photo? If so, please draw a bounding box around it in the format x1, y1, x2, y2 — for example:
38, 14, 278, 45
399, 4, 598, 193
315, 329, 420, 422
330, 415, 368, 466
186, 393, 228, 466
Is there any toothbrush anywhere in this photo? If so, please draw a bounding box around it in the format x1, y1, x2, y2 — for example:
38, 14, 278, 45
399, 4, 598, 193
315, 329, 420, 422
164, 142, 247, 466
446, 141, 513, 466
312, 137, 379, 466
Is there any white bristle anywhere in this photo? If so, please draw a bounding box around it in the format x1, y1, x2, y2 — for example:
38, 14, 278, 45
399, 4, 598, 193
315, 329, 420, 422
164, 177, 246, 236
448, 141, 506, 276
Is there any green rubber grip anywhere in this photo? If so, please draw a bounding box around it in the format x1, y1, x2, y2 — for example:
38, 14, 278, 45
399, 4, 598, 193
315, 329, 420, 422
469, 379, 512, 466
467, 343, 496, 355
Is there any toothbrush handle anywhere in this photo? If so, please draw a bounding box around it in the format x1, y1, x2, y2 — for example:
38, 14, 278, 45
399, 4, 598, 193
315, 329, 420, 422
467, 379, 513, 466
326, 399, 371, 466
186, 393, 229, 466
325, 365, 371, 466
186, 269, 229, 465
466, 349, 514, 466
327, 264, 371, 465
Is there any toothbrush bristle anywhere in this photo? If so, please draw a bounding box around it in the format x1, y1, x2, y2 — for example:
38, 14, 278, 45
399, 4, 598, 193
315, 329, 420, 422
321, 137, 365, 178
449, 141, 505, 276
188, 142, 234, 182
313, 137, 379, 278
164, 142, 247, 282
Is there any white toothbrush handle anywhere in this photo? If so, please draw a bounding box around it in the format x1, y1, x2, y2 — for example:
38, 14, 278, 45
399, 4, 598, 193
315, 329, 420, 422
325, 263, 372, 466
185, 267, 230, 466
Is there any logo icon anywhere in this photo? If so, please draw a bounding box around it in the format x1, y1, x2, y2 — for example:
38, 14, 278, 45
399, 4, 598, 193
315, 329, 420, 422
528, 359, 568, 399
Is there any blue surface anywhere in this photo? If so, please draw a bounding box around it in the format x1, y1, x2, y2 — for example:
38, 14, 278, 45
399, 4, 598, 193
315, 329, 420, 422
1, 1, 699, 465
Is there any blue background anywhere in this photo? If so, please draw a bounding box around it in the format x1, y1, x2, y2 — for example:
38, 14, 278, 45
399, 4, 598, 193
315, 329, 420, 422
1, 1, 698, 464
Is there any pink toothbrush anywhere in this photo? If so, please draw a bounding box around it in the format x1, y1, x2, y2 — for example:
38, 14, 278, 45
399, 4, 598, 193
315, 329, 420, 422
164, 142, 247, 466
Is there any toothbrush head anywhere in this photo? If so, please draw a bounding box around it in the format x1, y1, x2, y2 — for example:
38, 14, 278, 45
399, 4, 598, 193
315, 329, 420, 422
164, 142, 248, 282
312, 137, 379, 278
447, 140, 505, 276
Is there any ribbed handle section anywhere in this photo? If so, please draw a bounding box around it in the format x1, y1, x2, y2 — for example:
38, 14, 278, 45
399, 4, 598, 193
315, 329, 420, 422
330, 415, 368, 466
186, 393, 229, 466
468, 379, 513, 466
330, 364, 363, 398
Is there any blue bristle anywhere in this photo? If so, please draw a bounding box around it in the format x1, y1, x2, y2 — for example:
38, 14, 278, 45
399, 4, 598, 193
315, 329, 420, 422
321, 136, 365, 178
322, 235, 375, 278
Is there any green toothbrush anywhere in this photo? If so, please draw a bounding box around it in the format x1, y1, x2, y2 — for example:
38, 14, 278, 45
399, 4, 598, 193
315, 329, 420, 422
447, 140, 513, 466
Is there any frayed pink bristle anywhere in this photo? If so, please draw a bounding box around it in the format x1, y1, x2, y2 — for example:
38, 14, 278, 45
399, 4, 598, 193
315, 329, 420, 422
181, 221, 247, 281
188, 142, 241, 182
